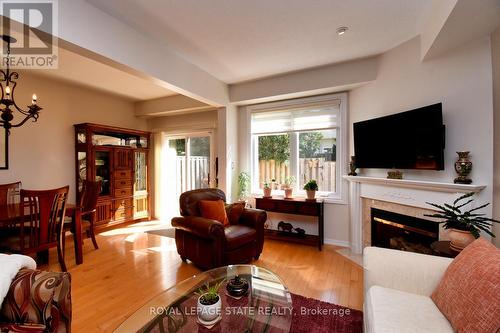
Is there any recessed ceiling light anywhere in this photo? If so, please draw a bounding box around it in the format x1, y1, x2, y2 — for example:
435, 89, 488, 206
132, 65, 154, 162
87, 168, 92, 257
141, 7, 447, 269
337, 26, 348, 36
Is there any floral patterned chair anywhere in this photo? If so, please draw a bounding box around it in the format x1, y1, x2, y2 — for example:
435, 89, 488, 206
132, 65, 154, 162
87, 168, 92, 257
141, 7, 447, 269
0, 269, 71, 333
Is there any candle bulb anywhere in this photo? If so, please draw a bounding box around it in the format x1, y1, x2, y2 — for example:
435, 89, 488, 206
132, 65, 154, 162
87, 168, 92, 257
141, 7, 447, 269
32, 94, 37, 105
5, 86, 10, 98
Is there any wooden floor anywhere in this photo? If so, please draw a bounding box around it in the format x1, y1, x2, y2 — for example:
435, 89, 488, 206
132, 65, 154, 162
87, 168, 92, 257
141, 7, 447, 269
39, 221, 363, 332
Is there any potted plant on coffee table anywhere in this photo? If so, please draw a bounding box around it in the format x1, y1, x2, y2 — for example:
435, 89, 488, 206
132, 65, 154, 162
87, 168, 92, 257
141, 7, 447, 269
282, 176, 295, 199
425, 192, 500, 252
195, 279, 225, 324
303, 179, 319, 200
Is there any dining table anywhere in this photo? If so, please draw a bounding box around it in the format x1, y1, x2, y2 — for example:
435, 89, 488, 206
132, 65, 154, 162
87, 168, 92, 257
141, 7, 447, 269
0, 203, 84, 265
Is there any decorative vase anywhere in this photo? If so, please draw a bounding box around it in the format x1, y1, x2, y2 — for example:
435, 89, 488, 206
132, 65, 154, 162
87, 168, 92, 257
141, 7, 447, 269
226, 275, 249, 297
197, 293, 221, 322
448, 228, 475, 252
348, 156, 357, 176
454, 151, 472, 184
306, 190, 316, 200
284, 188, 293, 199
263, 188, 272, 198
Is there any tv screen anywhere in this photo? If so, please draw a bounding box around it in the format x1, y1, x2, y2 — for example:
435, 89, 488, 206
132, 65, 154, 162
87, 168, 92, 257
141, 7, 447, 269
353, 103, 445, 170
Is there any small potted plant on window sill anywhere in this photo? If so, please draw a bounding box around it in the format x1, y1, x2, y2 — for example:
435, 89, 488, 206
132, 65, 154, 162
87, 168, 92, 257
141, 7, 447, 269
263, 181, 272, 198
195, 279, 225, 324
425, 192, 500, 252
303, 180, 319, 200
282, 176, 296, 199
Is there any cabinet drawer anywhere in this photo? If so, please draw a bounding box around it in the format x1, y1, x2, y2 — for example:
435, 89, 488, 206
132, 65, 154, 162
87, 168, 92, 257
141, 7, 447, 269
115, 187, 133, 197
114, 170, 133, 179
256, 199, 276, 211
296, 204, 319, 216
114, 198, 133, 210
114, 207, 133, 221
115, 178, 133, 188
275, 201, 298, 214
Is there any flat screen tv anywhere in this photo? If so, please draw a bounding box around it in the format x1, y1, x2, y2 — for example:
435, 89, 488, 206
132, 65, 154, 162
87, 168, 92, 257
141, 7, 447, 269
353, 103, 445, 170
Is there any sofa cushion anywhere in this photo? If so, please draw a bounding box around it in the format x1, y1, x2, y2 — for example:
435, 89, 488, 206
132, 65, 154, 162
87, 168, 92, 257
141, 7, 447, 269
366, 286, 453, 333
224, 225, 256, 250
431, 238, 500, 333
199, 199, 229, 226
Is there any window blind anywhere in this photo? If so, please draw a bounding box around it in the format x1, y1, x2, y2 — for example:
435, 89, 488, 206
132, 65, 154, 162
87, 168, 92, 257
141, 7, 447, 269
251, 100, 340, 135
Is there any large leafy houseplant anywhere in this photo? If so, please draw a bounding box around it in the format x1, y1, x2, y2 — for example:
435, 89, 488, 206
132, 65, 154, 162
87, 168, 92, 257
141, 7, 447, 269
425, 192, 499, 251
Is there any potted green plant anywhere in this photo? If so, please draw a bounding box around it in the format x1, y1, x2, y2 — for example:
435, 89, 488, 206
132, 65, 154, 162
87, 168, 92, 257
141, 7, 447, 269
425, 192, 499, 251
238, 172, 250, 201
303, 180, 318, 200
282, 176, 295, 199
263, 181, 272, 198
195, 279, 225, 323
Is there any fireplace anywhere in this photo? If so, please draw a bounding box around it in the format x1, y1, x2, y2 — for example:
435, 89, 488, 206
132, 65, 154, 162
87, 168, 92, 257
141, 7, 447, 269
371, 208, 439, 255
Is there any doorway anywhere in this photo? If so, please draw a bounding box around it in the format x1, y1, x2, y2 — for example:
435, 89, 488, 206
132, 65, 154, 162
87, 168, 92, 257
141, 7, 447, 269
162, 133, 214, 222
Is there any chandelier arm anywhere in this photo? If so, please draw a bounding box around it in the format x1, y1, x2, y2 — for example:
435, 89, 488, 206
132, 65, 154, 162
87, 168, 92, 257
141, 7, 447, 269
0, 69, 6, 82
10, 114, 39, 128
7, 78, 29, 115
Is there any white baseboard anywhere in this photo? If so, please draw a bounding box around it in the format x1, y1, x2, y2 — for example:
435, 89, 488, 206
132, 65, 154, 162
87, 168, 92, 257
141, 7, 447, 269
324, 238, 350, 247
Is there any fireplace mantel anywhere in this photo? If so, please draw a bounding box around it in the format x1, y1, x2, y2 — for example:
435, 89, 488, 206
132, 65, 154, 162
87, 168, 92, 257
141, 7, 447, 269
343, 176, 485, 193
343, 175, 486, 254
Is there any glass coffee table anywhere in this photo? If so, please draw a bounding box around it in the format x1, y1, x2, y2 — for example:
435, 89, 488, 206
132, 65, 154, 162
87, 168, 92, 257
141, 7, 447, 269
114, 265, 293, 333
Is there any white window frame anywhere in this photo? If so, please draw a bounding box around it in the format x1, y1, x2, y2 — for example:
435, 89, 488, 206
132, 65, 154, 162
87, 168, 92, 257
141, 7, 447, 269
246, 93, 348, 204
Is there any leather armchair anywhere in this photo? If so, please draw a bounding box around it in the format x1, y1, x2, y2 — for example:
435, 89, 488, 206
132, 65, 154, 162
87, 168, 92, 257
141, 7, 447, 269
171, 189, 266, 270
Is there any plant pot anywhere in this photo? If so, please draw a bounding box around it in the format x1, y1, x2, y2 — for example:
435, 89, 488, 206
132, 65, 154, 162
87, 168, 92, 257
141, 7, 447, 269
197, 293, 221, 322
306, 190, 316, 200
284, 188, 293, 199
448, 228, 476, 252
263, 188, 272, 198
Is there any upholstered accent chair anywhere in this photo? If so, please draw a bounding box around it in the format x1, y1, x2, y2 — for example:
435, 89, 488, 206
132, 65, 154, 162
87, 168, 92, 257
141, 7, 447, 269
171, 189, 266, 270
0, 269, 72, 333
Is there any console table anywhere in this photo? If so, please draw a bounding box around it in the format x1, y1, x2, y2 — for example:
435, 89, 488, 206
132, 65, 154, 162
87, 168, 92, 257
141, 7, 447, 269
255, 197, 324, 250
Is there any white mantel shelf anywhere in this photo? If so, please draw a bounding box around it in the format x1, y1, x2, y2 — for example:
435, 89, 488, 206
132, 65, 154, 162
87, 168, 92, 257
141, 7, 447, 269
343, 175, 486, 193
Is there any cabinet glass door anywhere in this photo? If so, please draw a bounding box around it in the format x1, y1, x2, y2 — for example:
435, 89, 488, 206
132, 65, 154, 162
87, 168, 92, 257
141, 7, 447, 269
134, 151, 147, 193
95, 150, 111, 196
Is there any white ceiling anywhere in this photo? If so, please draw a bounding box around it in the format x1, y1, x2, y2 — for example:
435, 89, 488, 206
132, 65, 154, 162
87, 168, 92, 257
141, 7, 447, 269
32, 47, 177, 101
86, 0, 432, 84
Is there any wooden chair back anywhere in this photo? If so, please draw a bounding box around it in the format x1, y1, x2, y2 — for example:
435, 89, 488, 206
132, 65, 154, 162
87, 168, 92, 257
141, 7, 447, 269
19, 186, 69, 252
0, 181, 21, 205
79, 180, 101, 215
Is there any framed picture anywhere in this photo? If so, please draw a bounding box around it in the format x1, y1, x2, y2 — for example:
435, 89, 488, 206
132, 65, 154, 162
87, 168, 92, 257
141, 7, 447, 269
0, 128, 8, 169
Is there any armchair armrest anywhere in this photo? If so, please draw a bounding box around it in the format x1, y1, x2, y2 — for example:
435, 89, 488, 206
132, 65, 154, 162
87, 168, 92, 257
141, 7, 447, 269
0, 269, 71, 333
238, 208, 267, 229
172, 216, 225, 239
364, 247, 453, 297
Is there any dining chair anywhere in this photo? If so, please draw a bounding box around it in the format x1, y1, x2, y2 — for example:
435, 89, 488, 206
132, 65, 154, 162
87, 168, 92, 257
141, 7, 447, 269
63, 180, 101, 252
0, 181, 21, 205
0, 186, 70, 271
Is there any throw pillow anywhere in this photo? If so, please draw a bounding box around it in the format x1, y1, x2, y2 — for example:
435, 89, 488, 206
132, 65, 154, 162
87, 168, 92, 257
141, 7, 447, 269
225, 202, 245, 225
431, 238, 500, 333
199, 199, 228, 226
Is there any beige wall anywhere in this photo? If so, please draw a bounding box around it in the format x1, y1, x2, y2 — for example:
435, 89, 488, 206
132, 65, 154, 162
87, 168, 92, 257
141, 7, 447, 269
0, 72, 146, 203
492, 28, 500, 247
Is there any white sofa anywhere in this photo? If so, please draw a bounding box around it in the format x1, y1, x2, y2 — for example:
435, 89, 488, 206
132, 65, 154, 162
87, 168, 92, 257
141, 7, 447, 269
363, 247, 455, 333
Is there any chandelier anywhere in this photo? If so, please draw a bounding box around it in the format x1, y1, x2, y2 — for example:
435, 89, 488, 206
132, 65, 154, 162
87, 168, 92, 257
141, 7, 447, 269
0, 35, 42, 133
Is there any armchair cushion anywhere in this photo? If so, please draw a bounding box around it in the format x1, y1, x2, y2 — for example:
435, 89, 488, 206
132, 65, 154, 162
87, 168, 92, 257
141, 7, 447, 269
199, 200, 229, 226
0, 269, 71, 333
224, 225, 256, 251
225, 202, 245, 225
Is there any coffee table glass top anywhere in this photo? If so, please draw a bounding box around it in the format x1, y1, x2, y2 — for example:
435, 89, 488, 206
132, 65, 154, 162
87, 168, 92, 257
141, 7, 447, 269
114, 265, 293, 333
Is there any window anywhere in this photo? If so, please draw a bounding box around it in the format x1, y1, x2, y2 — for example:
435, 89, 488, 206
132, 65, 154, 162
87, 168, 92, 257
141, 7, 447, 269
249, 93, 346, 201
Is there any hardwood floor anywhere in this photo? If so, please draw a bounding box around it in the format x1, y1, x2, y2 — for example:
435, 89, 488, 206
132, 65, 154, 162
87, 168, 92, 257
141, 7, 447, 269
38, 221, 363, 332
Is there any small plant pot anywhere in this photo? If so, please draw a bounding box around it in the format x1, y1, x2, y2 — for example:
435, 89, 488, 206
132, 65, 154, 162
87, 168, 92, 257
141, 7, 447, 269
197, 293, 221, 322
448, 228, 476, 252
306, 190, 316, 200
263, 188, 272, 198
284, 188, 293, 199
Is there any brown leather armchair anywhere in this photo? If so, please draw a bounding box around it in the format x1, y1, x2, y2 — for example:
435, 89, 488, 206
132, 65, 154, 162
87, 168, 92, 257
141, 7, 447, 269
171, 189, 266, 270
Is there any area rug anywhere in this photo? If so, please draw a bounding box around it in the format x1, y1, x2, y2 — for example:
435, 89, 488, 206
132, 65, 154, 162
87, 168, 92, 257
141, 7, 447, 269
146, 228, 175, 239
290, 293, 363, 333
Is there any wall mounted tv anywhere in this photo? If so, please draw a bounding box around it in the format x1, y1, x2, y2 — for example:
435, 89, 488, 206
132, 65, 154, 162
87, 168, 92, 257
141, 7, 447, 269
353, 103, 445, 170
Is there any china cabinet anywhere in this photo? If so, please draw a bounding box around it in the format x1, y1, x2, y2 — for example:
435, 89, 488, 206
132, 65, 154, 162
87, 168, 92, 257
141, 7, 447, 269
74, 123, 151, 228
